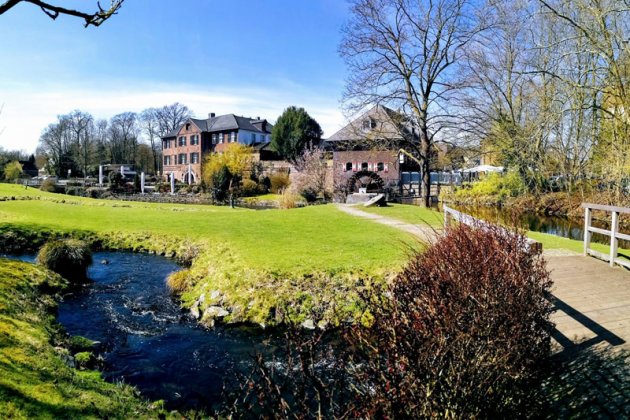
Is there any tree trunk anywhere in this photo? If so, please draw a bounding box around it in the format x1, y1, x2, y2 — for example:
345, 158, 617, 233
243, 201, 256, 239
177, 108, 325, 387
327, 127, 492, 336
421, 131, 431, 208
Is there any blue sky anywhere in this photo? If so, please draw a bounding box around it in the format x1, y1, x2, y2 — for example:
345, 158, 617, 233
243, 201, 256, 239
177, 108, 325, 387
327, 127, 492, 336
0, 0, 350, 153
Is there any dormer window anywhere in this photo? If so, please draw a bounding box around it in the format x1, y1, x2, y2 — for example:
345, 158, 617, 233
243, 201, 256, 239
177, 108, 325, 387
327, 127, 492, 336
362, 118, 376, 131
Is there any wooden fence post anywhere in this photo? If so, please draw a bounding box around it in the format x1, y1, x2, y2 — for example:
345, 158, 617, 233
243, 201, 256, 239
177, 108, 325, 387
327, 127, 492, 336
610, 210, 619, 267
584, 206, 592, 256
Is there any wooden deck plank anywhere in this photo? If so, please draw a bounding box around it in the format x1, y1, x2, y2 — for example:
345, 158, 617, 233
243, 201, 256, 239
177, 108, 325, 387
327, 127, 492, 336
547, 255, 630, 351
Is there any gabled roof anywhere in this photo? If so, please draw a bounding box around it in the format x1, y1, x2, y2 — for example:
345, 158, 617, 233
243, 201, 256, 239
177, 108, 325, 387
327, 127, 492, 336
162, 113, 274, 139
326, 104, 415, 143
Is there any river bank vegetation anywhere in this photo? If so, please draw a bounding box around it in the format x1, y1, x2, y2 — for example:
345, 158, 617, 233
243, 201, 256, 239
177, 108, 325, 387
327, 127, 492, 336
0, 258, 168, 418
0, 184, 412, 326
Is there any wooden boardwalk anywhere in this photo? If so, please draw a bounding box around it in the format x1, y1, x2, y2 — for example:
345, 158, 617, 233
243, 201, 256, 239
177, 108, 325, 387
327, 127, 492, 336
548, 255, 630, 352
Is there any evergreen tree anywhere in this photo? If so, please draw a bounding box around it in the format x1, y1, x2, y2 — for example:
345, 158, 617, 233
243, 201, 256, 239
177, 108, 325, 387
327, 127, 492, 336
270, 106, 322, 164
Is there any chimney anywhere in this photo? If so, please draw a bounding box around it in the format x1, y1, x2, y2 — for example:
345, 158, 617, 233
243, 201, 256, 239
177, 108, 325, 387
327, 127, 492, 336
209, 112, 216, 118
261, 120, 267, 132
256, 116, 260, 120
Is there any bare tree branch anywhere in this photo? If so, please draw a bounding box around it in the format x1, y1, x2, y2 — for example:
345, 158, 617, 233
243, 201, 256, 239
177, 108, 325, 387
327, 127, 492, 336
0, 0, 124, 27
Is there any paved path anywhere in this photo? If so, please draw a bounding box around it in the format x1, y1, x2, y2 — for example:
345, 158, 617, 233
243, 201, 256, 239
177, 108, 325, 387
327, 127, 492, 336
335, 204, 439, 241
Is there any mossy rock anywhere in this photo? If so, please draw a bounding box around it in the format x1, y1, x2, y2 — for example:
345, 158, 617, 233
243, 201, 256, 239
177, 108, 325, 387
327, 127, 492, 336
74, 351, 95, 370
69, 335, 99, 352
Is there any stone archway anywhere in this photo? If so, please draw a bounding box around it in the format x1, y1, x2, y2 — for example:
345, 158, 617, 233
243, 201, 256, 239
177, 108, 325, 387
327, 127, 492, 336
347, 170, 385, 193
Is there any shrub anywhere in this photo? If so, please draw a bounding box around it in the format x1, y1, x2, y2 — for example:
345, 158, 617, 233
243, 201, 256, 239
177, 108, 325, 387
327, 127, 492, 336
259, 176, 272, 193
65, 186, 86, 197
299, 187, 318, 203
241, 179, 258, 197
86, 187, 103, 199
451, 171, 526, 203
108, 172, 125, 192
36, 239, 93, 282
40, 178, 57, 193
166, 270, 190, 294
270, 171, 290, 193
349, 224, 553, 417
231, 224, 554, 418
69, 336, 98, 353
278, 189, 299, 209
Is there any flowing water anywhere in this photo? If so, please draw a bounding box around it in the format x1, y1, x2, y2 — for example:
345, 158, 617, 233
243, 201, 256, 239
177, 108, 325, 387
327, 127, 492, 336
8, 252, 277, 412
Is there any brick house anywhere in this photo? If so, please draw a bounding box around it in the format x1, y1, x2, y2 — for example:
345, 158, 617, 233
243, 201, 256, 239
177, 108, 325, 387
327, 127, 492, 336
325, 105, 421, 196
161, 113, 273, 183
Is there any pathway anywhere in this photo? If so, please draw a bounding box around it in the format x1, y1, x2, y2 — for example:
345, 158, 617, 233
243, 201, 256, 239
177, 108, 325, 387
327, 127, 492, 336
335, 204, 438, 241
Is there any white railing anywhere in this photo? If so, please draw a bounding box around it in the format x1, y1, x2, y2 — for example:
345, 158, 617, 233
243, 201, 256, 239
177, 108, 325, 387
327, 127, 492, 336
582, 203, 630, 268
443, 205, 542, 253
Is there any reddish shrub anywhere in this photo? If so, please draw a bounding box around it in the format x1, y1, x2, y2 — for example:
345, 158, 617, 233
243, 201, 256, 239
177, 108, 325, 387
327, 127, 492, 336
349, 223, 554, 417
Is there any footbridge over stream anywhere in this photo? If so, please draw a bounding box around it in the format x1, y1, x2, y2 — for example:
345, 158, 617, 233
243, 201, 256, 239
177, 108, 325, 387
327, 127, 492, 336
338, 203, 630, 353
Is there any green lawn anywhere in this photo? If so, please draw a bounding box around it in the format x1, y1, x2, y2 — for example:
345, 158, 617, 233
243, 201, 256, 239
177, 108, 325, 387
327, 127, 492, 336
0, 183, 419, 325
0, 184, 411, 274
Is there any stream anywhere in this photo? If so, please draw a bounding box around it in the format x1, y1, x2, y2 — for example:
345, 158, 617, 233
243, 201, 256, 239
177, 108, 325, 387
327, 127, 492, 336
9, 252, 276, 413
450, 205, 630, 249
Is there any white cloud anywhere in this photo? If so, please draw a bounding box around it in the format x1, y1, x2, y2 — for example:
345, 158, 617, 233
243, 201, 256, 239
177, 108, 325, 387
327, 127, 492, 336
0, 80, 347, 153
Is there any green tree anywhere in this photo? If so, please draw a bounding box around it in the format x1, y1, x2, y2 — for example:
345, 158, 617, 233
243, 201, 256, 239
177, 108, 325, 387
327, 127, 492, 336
3, 160, 22, 182
270, 106, 322, 164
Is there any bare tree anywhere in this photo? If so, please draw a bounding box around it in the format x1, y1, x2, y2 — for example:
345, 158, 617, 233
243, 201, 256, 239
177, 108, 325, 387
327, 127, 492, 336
0, 0, 124, 27
140, 108, 161, 174
341, 0, 488, 206
39, 118, 71, 176
93, 118, 109, 164
154, 102, 192, 136
66, 110, 94, 177
108, 112, 138, 165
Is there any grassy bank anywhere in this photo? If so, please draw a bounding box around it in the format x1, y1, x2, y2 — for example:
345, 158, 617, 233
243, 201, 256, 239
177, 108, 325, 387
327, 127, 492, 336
0, 258, 165, 418
0, 184, 413, 326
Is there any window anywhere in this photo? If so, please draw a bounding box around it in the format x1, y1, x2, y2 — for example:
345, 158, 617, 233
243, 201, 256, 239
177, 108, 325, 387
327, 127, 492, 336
163, 140, 169, 149
164, 156, 171, 166
251, 133, 256, 143
190, 135, 199, 145
178, 136, 186, 147
218, 133, 225, 144
190, 152, 199, 164
361, 162, 368, 171
178, 153, 187, 164
345, 162, 353, 171
377, 162, 384, 171
362, 118, 376, 130
231, 132, 237, 143
185, 123, 191, 131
